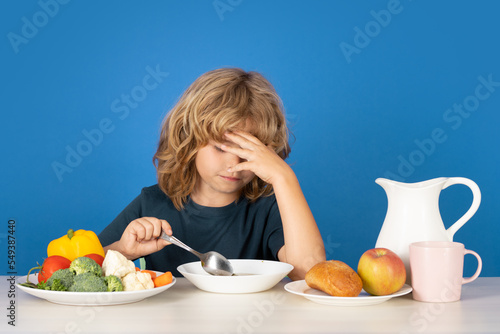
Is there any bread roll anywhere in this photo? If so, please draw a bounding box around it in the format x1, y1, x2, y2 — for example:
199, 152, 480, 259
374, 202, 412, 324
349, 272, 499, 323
305, 260, 363, 297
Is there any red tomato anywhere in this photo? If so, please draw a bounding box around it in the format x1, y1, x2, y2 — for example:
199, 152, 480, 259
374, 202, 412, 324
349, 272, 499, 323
38, 256, 71, 283
83, 253, 104, 267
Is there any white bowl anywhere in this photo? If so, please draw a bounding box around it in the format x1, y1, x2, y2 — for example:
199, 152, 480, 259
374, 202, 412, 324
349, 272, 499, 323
177, 259, 293, 293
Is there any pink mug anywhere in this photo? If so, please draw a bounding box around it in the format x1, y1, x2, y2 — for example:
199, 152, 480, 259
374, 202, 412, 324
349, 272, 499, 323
409, 241, 482, 302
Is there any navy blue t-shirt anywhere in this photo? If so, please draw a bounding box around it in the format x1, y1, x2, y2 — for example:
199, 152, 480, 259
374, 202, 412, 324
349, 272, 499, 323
98, 185, 285, 276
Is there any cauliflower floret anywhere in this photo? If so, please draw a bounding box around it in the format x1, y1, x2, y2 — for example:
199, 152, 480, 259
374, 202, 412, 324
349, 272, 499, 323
122, 271, 154, 291
102, 250, 135, 279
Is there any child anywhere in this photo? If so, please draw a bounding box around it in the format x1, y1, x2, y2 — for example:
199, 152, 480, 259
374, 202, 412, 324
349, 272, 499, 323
98, 68, 325, 280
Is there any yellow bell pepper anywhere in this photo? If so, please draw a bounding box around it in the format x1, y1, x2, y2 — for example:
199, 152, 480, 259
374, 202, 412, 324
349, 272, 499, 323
47, 229, 105, 261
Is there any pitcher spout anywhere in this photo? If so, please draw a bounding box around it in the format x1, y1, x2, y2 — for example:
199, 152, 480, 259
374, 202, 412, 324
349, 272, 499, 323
376, 177, 448, 190
375, 178, 401, 193
375, 178, 395, 188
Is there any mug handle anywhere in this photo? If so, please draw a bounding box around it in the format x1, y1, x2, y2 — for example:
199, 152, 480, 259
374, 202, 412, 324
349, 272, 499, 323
443, 177, 481, 239
462, 249, 482, 284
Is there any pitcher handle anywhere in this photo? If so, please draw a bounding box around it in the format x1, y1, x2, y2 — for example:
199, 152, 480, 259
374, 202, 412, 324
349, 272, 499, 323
442, 177, 481, 239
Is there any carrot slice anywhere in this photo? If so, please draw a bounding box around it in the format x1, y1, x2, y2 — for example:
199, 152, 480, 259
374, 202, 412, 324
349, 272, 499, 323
153, 271, 173, 287
141, 270, 157, 279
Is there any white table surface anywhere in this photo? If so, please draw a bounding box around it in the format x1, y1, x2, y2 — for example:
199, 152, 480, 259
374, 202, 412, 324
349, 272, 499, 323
2, 276, 499, 333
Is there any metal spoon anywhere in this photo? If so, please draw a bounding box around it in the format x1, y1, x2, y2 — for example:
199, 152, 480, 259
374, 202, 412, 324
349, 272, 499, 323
159, 231, 234, 276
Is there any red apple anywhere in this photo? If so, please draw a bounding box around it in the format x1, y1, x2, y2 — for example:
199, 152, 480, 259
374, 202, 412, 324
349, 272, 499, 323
357, 248, 406, 296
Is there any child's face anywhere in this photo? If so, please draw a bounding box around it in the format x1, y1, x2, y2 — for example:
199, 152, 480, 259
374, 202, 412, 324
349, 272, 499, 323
192, 139, 255, 206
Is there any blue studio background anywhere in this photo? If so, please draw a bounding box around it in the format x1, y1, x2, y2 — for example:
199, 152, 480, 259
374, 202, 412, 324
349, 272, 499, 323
2, 0, 499, 277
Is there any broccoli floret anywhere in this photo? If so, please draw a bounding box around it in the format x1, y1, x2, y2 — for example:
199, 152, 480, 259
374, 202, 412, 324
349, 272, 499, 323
68, 272, 107, 292
69, 257, 102, 276
46, 269, 74, 291
104, 275, 123, 292
49, 279, 68, 291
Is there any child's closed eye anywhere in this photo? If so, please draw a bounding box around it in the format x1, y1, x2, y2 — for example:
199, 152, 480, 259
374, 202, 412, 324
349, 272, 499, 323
213, 145, 224, 152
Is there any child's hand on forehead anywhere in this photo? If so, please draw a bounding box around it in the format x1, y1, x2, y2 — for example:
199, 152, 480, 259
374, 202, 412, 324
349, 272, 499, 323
221, 131, 292, 185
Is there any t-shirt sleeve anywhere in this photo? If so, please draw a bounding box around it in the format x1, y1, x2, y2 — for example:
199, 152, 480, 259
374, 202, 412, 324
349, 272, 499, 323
98, 193, 143, 247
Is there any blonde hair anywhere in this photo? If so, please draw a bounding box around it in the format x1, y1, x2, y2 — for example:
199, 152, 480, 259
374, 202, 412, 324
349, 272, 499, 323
153, 68, 291, 210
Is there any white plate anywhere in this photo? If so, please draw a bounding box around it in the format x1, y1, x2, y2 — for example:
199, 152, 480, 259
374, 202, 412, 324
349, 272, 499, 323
284, 280, 412, 306
17, 272, 176, 306
177, 259, 293, 294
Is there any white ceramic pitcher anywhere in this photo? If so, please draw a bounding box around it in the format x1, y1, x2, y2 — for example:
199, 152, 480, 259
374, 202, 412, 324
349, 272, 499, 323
375, 177, 481, 280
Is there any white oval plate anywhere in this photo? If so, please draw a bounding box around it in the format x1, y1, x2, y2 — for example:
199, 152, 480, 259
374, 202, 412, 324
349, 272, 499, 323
285, 280, 412, 306
178, 259, 293, 293
17, 272, 176, 306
